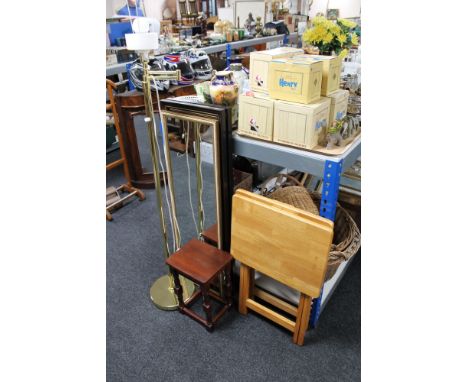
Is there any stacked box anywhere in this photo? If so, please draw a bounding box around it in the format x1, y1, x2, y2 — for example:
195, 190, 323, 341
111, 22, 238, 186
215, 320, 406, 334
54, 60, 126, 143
249, 47, 303, 93
326, 89, 349, 126
267, 59, 323, 104
273, 97, 331, 150
238, 93, 275, 141
293, 55, 342, 96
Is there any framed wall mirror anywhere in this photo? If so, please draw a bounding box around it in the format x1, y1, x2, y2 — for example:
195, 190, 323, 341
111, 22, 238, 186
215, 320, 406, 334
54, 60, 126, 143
159, 99, 234, 252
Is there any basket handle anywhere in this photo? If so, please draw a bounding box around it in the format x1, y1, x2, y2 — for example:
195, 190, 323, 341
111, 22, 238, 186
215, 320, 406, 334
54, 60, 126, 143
261, 174, 304, 196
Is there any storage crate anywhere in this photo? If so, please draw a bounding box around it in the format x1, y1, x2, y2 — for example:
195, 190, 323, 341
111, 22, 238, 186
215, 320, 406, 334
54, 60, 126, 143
267, 59, 323, 104
327, 89, 349, 126
273, 97, 331, 150
238, 93, 275, 141
293, 55, 342, 96
249, 47, 303, 93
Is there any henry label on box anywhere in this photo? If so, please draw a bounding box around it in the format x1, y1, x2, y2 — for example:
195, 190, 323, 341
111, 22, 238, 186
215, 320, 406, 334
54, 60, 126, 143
276, 71, 303, 95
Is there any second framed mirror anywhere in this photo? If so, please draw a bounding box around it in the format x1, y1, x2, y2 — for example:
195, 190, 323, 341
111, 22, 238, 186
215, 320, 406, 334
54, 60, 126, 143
159, 99, 234, 252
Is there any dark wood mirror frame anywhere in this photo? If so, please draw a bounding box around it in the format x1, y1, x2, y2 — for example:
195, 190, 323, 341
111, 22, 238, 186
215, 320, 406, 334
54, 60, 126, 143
160, 99, 234, 252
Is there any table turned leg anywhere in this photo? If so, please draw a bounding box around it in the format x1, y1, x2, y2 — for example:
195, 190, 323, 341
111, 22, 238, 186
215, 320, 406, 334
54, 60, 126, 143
171, 270, 185, 310
225, 265, 232, 308
201, 284, 213, 331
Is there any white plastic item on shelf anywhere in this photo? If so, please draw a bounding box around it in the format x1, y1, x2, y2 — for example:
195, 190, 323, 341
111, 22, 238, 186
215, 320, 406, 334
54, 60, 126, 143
293, 54, 342, 96
273, 97, 331, 150
249, 47, 304, 93
268, 58, 323, 104
238, 93, 275, 142
342, 61, 361, 84
326, 89, 349, 127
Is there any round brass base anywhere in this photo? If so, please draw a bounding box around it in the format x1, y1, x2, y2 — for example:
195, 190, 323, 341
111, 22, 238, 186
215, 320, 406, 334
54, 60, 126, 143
150, 274, 196, 311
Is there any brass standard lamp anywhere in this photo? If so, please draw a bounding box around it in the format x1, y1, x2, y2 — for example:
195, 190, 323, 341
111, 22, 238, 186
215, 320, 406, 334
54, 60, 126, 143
125, 17, 195, 310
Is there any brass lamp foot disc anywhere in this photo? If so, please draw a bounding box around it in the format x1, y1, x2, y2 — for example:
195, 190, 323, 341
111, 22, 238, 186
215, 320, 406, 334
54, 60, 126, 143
150, 274, 196, 311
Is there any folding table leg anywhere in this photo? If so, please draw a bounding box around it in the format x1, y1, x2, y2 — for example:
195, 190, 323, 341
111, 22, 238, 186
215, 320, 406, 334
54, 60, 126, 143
293, 294, 307, 344
238, 264, 251, 315
296, 294, 312, 346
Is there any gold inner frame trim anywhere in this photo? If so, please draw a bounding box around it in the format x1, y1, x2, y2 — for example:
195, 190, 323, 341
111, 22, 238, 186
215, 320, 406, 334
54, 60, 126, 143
160, 110, 223, 250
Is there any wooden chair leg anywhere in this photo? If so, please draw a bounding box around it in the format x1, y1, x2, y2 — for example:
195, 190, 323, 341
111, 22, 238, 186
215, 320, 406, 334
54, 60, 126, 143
295, 294, 312, 346
135, 187, 145, 200
238, 264, 251, 315
122, 183, 145, 201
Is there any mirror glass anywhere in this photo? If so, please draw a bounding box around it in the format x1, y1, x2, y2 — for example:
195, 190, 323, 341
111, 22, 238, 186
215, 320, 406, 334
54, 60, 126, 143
161, 112, 222, 250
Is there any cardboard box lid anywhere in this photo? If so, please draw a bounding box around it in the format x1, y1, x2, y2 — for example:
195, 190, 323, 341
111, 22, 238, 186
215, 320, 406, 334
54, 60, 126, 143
251, 91, 273, 101
251, 47, 304, 60
240, 93, 274, 105
327, 89, 350, 104
275, 97, 331, 112
271, 58, 323, 70
293, 54, 342, 64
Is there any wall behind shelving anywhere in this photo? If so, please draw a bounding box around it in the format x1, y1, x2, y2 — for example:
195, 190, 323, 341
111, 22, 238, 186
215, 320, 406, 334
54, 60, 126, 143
309, 0, 361, 19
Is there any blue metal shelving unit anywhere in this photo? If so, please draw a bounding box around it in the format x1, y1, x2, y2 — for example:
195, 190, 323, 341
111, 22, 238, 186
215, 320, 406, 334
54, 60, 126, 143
106, 34, 299, 77
232, 132, 361, 327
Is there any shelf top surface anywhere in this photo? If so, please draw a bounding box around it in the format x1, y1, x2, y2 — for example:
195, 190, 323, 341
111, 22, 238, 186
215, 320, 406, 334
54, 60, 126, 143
232, 132, 361, 177
106, 34, 297, 74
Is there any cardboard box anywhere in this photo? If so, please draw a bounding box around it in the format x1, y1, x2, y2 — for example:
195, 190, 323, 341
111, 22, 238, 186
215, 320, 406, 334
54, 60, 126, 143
327, 89, 349, 126
238, 93, 275, 141
293, 55, 342, 96
249, 47, 303, 93
268, 59, 323, 104
273, 97, 331, 150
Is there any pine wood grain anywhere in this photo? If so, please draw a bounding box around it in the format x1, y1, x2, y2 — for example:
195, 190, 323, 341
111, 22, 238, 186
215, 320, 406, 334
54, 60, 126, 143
231, 190, 333, 298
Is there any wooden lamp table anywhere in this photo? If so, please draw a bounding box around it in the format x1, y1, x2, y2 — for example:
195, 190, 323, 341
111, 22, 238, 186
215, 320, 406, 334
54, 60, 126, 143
166, 239, 233, 332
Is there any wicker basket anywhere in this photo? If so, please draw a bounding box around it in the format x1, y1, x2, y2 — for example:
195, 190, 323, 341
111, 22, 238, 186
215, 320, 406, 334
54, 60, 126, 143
310, 191, 361, 280
262, 174, 319, 214
233, 168, 253, 192
262, 174, 361, 281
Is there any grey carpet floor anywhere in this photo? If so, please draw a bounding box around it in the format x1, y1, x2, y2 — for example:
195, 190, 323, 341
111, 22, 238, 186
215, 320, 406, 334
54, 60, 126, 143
106, 116, 361, 381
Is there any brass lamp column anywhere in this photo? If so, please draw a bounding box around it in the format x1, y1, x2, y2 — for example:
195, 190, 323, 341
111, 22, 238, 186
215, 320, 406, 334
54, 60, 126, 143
140, 57, 195, 310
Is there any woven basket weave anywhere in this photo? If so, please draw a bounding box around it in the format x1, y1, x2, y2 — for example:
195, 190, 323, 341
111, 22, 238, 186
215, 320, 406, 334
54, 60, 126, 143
310, 192, 361, 281
263, 174, 360, 281
263, 174, 319, 214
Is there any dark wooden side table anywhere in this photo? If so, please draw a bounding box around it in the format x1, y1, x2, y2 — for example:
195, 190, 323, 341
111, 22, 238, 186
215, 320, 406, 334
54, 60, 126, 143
166, 239, 233, 331
201, 223, 218, 247
115, 90, 160, 189
115, 85, 197, 189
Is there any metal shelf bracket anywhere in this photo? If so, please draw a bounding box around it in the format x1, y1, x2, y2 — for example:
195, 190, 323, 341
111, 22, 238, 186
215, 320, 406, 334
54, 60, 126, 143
311, 159, 343, 328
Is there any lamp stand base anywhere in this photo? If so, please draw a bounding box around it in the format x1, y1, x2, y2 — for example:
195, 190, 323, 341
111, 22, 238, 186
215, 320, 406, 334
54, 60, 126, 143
150, 274, 196, 311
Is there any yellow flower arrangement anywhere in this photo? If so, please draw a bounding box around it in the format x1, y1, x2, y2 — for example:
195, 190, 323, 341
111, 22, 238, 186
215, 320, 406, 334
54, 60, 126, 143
337, 33, 347, 46
338, 18, 357, 29
302, 16, 360, 57
324, 32, 334, 43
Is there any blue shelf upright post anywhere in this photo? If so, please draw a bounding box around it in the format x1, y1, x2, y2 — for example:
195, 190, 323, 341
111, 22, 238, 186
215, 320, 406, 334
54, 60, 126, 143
310, 159, 343, 328
126, 62, 135, 90
226, 43, 232, 68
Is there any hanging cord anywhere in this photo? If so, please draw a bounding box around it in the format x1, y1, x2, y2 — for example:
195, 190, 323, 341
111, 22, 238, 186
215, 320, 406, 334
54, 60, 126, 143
184, 125, 200, 237
195, 126, 205, 233
151, 76, 180, 252
126, 0, 132, 22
